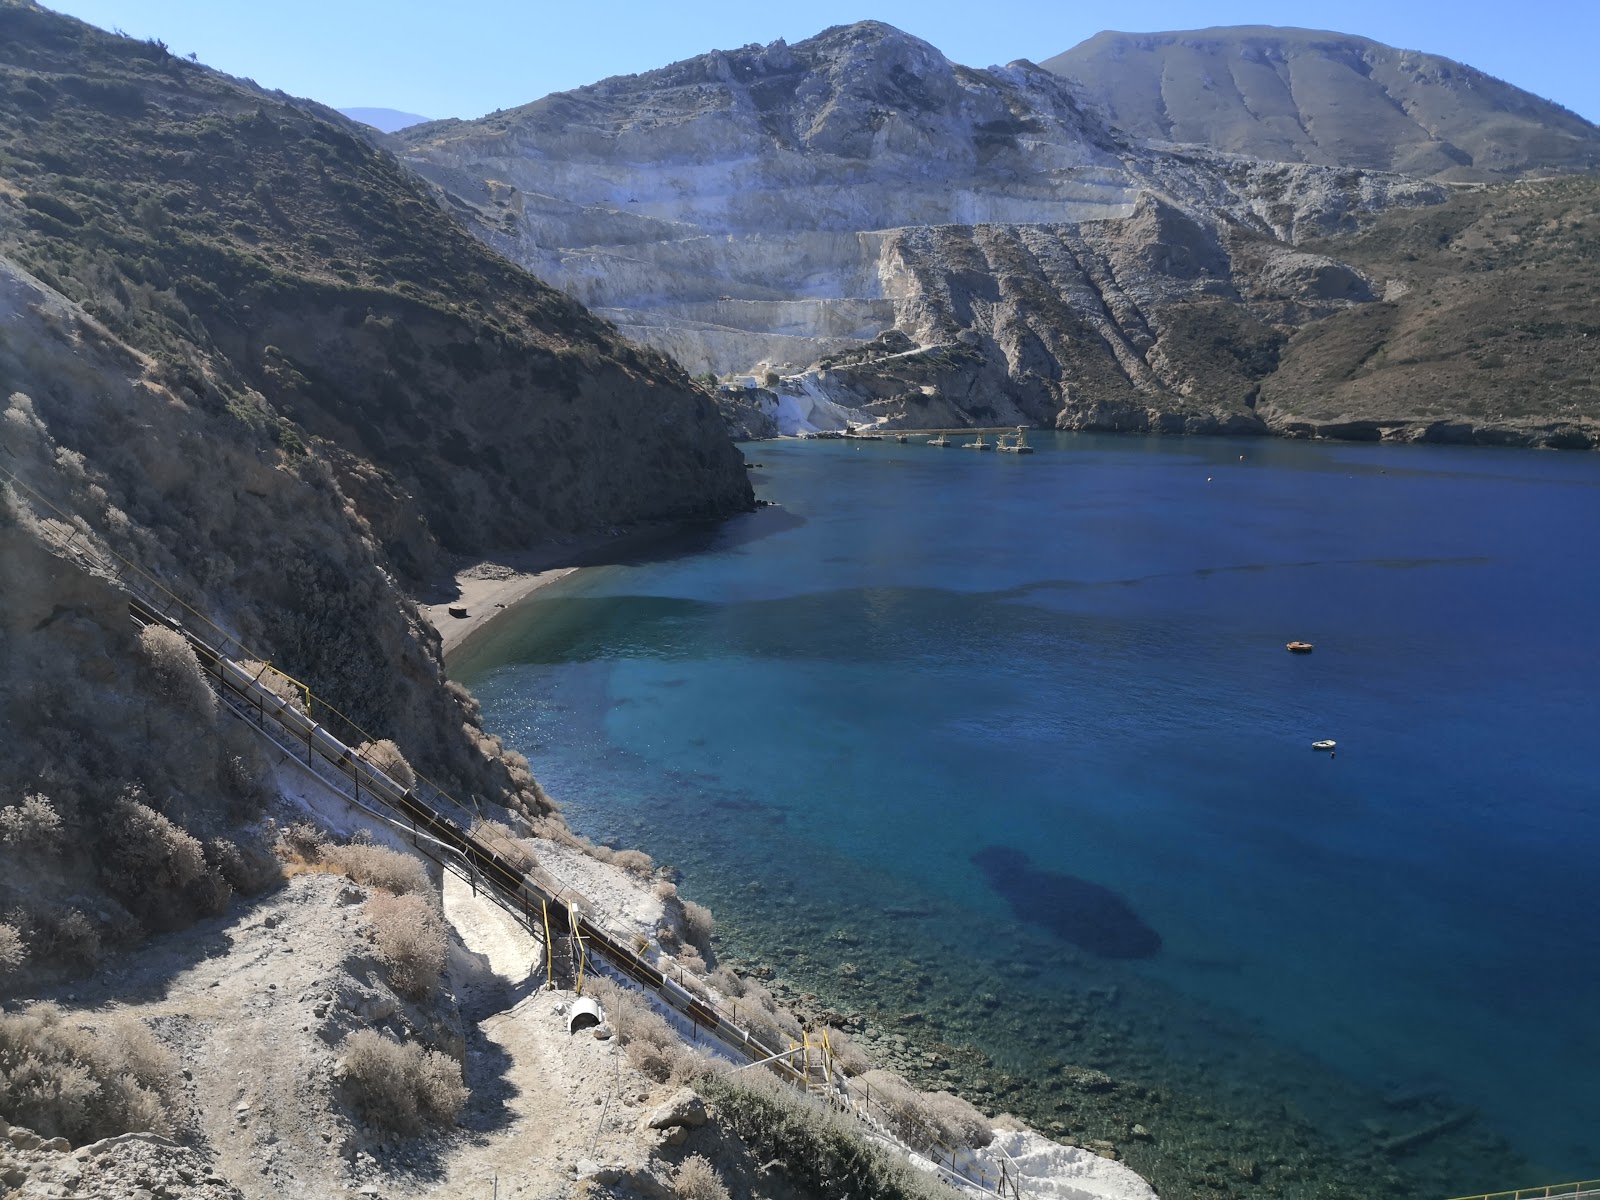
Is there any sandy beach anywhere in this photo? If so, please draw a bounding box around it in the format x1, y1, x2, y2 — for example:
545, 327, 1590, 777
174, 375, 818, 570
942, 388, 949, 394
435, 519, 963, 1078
425, 556, 583, 657
424, 521, 712, 659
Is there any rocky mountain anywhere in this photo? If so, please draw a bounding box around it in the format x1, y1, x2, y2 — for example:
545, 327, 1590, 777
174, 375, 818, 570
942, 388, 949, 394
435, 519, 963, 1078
394, 21, 1598, 447
339, 105, 431, 132
1042, 28, 1600, 180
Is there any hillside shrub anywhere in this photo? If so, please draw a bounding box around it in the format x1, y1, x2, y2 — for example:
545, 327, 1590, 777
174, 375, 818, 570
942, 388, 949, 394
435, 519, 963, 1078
358, 738, 415, 790
367, 891, 446, 1000
672, 1154, 731, 1200
858, 1069, 993, 1150
0, 922, 25, 976
471, 819, 535, 873
681, 899, 715, 960
338, 1029, 466, 1134
331, 840, 431, 897
238, 659, 307, 713
6, 905, 104, 970
0, 1004, 179, 1143
700, 1069, 963, 1200
100, 793, 230, 924
205, 836, 282, 894
0, 792, 65, 854
586, 975, 719, 1086
136, 624, 216, 719
610, 848, 653, 877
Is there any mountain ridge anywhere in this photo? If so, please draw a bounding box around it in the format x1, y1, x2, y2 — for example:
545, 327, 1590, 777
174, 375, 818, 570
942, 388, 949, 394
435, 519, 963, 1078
394, 19, 1598, 447
339, 105, 432, 132
1041, 26, 1600, 179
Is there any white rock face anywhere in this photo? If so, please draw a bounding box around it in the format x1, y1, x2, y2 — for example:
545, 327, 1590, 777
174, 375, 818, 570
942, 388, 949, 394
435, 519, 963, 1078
398, 21, 1444, 427
400, 24, 1188, 373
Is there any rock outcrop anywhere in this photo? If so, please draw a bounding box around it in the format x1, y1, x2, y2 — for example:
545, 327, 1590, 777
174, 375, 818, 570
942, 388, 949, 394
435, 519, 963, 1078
392, 20, 1597, 441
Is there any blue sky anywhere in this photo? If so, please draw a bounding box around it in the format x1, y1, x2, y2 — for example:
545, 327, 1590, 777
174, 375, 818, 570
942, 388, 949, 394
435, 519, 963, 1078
43, 0, 1600, 123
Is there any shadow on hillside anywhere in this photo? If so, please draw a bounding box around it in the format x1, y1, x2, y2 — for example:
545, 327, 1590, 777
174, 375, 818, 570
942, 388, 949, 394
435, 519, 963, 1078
26, 885, 290, 1008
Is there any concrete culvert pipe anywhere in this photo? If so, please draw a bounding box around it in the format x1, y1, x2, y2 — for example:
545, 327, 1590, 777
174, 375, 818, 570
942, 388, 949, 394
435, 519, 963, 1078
568, 998, 603, 1034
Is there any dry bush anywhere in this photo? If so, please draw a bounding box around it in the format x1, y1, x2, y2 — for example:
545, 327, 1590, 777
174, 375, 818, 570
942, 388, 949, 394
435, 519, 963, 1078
445, 680, 481, 723
3, 905, 104, 972
278, 821, 328, 864
101, 794, 230, 924
681, 900, 715, 960
674, 947, 709, 980
860, 1069, 940, 1148
734, 978, 802, 1042
822, 1027, 871, 1077
700, 1069, 963, 1200
0, 1004, 179, 1143
610, 848, 654, 877
471, 819, 535, 873
921, 1090, 994, 1149
338, 1029, 466, 1134
239, 659, 307, 713
586, 843, 615, 864
330, 841, 432, 897
358, 739, 415, 791
367, 892, 447, 1000
0, 922, 25, 976
672, 1153, 731, 1200
706, 965, 748, 1000
652, 879, 679, 902
0, 792, 64, 854
857, 1070, 988, 1149
137, 624, 216, 720
205, 837, 282, 895
586, 976, 708, 1085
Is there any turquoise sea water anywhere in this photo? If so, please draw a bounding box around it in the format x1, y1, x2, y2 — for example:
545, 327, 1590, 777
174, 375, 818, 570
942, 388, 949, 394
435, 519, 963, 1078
455, 434, 1600, 1192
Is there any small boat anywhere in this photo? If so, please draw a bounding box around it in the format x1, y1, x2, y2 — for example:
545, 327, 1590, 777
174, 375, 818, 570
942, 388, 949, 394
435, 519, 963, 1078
998, 427, 1035, 454
962, 435, 992, 451
1311, 740, 1337, 752
928, 434, 951, 447
1286, 641, 1314, 654
894, 433, 909, 443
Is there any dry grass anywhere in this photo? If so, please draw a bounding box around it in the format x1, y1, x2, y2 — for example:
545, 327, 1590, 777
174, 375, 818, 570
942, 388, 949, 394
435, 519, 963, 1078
367, 892, 447, 1000
672, 1154, 731, 1200
338, 1029, 466, 1134
0, 1003, 179, 1143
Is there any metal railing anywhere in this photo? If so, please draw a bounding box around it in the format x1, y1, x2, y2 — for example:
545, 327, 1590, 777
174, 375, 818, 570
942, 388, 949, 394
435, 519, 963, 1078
1446, 1183, 1600, 1200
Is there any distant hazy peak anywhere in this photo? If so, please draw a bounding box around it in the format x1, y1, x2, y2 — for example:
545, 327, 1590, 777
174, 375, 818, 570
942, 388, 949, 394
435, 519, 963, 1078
1043, 26, 1600, 178
338, 106, 431, 133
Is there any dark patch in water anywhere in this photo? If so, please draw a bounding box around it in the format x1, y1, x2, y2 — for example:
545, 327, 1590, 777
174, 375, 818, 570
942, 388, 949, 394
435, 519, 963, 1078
971, 847, 1161, 959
